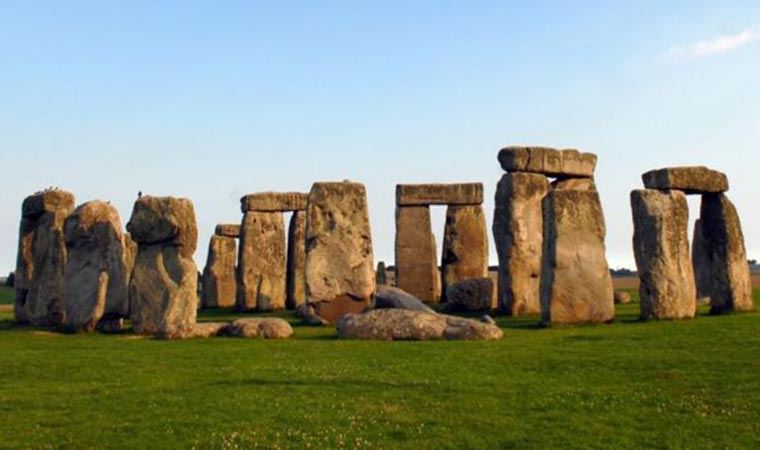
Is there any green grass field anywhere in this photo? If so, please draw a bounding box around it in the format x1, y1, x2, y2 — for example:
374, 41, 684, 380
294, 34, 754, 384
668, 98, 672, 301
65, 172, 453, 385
1, 285, 759, 449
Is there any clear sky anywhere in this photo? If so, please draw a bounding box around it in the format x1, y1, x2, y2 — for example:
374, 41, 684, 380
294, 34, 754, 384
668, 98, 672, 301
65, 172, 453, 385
2, 1, 759, 275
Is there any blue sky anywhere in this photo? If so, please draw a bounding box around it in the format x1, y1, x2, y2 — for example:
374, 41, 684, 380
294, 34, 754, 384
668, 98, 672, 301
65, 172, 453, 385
2, 1, 759, 274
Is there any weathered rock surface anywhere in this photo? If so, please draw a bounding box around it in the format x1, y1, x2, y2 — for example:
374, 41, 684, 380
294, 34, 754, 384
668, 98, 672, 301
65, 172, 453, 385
286, 211, 307, 310
215, 224, 241, 238
395, 206, 441, 303
237, 211, 286, 311
396, 183, 483, 206
164, 321, 230, 340
226, 318, 293, 339
630, 189, 696, 320
441, 205, 488, 302
295, 303, 330, 326
642, 166, 728, 194
541, 190, 614, 324
241, 192, 308, 212
374, 285, 436, 313
445, 278, 494, 312
337, 309, 503, 341
493, 173, 549, 316
305, 182, 375, 323
692, 219, 712, 302
127, 196, 199, 336
551, 177, 597, 191
14, 190, 76, 326
498, 146, 597, 178
201, 235, 237, 308
614, 291, 632, 305
376, 261, 387, 285
698, 193, 754, 313
63, 201, 129, 332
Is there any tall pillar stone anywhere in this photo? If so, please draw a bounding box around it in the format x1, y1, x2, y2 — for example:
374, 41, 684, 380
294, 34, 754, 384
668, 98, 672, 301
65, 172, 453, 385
63, 201, 129, 332
201, 232, 238, 309
698, 193, 754, 314
541, 189, 614, 324
692, 219, 712, 303
305, 181, 375, 323
630, 189, 696, 320
492, 173, 549, 316
14, 190, 76, 326
127, 196, 199, 337
395, 206, 441, 303
441, 205, 488, 301
237, 211, 286, 311
286, 211, 307, 310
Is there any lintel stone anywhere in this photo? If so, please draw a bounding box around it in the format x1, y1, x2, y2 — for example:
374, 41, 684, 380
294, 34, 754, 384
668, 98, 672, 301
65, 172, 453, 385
240, 192, 308, 213
396, 183, 483, 206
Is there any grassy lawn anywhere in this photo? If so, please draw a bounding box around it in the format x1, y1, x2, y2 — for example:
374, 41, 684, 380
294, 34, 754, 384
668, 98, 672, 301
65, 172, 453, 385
0, 288, 759, 449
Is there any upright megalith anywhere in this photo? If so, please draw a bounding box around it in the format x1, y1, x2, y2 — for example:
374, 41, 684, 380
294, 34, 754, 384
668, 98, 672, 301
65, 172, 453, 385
395, 205, 440, 303
493, 173, 550, 316
63, 201, 129, 332
305, 181, 375, 323
697, 193, 754, 313
14, 190, 76, 326
237, 192, 307, 311
201, 224, 239, 309
127, 196, 199, 337
631, 189, 696, 320
441, 204, 488, 301
541, 189, 614, 324
692, 219, 712, 303
286, 211, 307, 310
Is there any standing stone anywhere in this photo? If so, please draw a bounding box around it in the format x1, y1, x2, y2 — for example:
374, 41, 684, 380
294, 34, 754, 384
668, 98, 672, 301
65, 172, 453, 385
201, 234, 237, 308
14, 190, 76, 326
493, 173, 550, 315
395, 206, 441, 304
237, 211, 286, 311
286, 211, 307, 310
63, 201, 129, 332
441, 205, 488, 302
541, 190, 614, 324
305, 181, 375, 323
127, 196, 199, 337
630, 189, 696, 320
376, 261, 387, 285
692, 219, 712, 303
698, 193, 754, 313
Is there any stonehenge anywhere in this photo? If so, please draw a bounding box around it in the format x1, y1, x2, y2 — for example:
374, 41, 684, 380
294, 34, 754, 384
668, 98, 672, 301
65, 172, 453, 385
14, 190, 76, 326
286, 211, 307, 310
394, 183, 487, 304
237, 192, 307, 312
201, 224, 239, 308
305, 181, 375, 323
494, 146, 614, 324
631, 166, 754, 319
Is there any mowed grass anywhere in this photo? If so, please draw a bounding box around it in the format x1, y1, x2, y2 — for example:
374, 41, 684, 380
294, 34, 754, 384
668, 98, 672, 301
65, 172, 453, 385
0, 286, 760, 449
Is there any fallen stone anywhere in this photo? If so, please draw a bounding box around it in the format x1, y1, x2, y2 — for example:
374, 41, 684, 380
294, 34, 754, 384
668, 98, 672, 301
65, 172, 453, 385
286, 211, 307, 310
237, 211, 286, 311
305, 181, 375, 323
215, 224, 241, 238
14, 190, 76, 326
541, 189, 614, 324
445, 278, 494, 312
697, 193, 754, 313
374, 285, 436, 313
642, 166, 728, 194
396, 183, 483, 206
201, 235, 237, 308
241, 192, 308, 212
493, 173, 549, 316
296, 303, 329, 326
63, 201, 130, 332
481, 315, 496, 325
226, 318, 293, 339
336, 309, 503, 341
395, 205, 441, 303
127, 196, 199, 336
159, 321, 229, 340
498, 146, 597, 178
614, 291, 632, 305
630, 189, 696, 320
441, 205, 488, 302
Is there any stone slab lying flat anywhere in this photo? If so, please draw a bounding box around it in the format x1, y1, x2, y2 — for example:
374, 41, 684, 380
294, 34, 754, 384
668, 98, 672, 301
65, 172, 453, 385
396, 183, 483, 206
215, 224, 241, 238
498, 146, 597, 178
240, 192, 308, 212
642, 166, 728, 194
